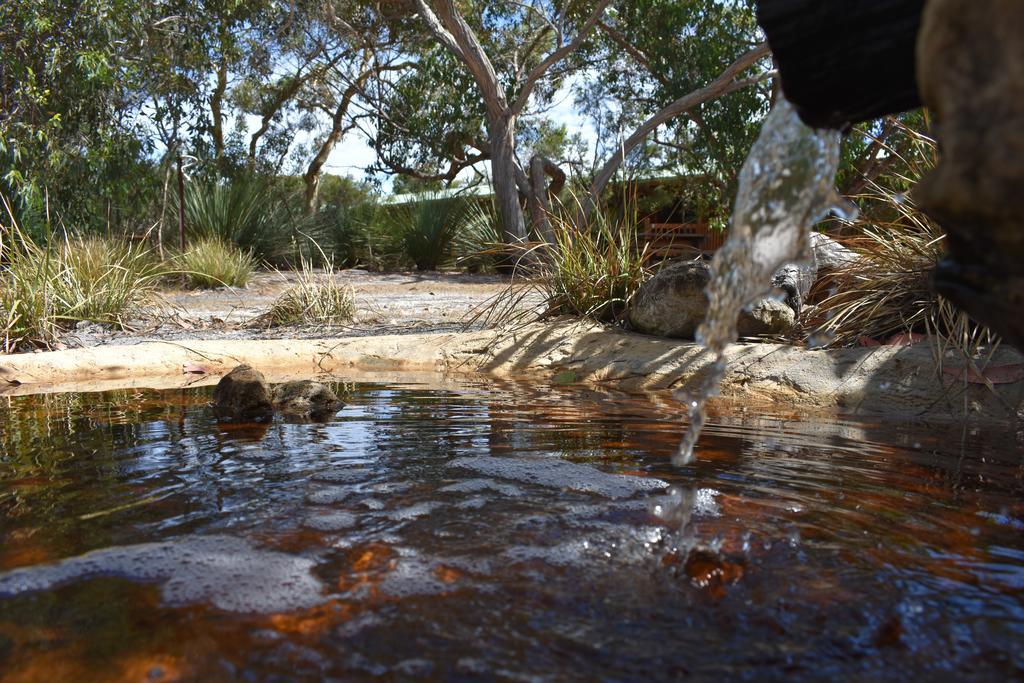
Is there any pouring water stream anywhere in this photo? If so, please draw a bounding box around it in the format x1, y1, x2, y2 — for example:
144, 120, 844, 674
674, 98, 843, 466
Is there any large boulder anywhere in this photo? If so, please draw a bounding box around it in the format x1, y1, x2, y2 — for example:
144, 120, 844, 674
212, 365, 273, 419
627, 260, 711, 339
272, 380, 343, 421
628, 260, 797, 339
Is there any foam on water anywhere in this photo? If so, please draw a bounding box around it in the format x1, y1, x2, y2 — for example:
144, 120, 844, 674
448, 456, 668, 499
675, 97, 842, 465
0, 535, 325, 613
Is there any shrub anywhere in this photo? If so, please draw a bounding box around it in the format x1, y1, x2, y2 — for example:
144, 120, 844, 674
174, 238, 257, 289
258, 255, 355, 328
454, 199, 503, 273
1, 210, 162, 351
478, 193, 650, 326
180, 175, 302, 263
381, 193, 469, 271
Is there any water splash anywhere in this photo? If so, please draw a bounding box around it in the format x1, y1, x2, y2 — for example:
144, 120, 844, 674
674, 98, 842, 466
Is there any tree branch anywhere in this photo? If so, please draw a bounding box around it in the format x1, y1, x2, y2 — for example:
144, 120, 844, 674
510, 0, 611, 116
585, 43, 771, 212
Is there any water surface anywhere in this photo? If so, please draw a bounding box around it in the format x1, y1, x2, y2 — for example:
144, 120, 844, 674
0, 379, 1021, 681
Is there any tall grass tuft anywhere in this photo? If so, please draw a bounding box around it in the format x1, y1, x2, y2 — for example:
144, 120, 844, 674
454, 199, 503, 273
258, 252, 355, 328
1, 204, 162, 351
173, 238, 257, 289
476, 192, 650, 327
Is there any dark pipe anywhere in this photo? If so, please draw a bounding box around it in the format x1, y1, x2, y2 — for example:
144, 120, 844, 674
756, 0, 925, 129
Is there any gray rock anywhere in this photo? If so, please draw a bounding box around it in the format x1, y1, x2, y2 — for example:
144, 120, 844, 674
272, 380, 342, 420
629, 259, 798, 339
627, 260, 711, 339
736, 298, 798, 338
212, 365, 273, 419
771, 262, 816, 315
811, 232, 856, 271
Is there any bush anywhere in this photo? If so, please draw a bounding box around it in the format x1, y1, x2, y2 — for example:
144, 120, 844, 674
1, 214, 162, 351
179, 175, 303, 263
478, 194, 650, 326
454, 199, 503, 273
381, 193, 469, 271
174, 238, 257, 289
258, 255, 355, 327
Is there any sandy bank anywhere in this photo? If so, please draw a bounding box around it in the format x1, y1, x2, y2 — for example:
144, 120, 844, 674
3, 319, 1021, 421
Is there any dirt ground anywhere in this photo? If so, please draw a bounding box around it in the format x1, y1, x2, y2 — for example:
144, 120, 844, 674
60, 270, 538, 350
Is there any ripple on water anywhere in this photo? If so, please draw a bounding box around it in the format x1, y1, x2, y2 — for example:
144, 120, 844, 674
448, 456, 667, 499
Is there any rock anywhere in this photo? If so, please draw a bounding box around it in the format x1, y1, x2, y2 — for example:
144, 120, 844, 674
915, 0, 1024, 349
272, 380, 342, 420
737, 298, 797, 338
212, 365, 273, 419
628, 260, 711, 339
770, 234, 855, 316
811, 232, 856, 271
629, 259, 799, 339
771, 263, 816, 316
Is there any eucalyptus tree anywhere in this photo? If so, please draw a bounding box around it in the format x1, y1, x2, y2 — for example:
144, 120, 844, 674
393, 0, 613, 244
574, 0, 771, 222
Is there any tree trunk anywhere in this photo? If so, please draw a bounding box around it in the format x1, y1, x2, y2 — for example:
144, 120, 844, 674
489, 115, 527, 245
211, 27, 229, 163
528, 155, 565, 245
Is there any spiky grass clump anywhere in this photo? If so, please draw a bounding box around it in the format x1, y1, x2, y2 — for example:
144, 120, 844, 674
260, 256, 355, 328
382, 193, 469, 271
174, 238, 257, 289
478, 194, 650, 326
181, 176, 299, 262
1, 215, 162, 351
454, 200, 503, 273
809, 122, 997, 358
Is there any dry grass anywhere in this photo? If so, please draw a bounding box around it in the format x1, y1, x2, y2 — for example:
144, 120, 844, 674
257, 255, 355, 328
808, 123, 998, 366
1, 204, 162, 351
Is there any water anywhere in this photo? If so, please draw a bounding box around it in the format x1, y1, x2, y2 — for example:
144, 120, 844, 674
1, 379, 1022, 680
676, 98, 843, 465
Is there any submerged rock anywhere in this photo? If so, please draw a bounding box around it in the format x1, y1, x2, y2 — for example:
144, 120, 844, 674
212, 365, 273, 419
272, 380, 343, 420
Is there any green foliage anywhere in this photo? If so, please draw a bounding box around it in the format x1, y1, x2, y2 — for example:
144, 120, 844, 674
259, 256, 355, 328
306, 176, 382, 268
179, 175, 303, 263
577, 0, 766, 224
381, 193, 470, 271
1, 215, 162, 351
173, 238, 257, 289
